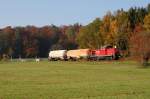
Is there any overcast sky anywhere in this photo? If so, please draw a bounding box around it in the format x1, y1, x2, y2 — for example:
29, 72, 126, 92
0, 0, 149, 28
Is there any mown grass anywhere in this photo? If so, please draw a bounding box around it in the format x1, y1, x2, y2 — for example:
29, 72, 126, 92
0, 61, 150, 99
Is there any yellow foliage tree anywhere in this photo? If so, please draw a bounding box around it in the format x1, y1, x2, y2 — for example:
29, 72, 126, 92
144, 14, 150, 31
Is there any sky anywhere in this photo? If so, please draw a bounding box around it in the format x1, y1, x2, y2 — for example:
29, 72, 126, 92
0, 0, 149, 28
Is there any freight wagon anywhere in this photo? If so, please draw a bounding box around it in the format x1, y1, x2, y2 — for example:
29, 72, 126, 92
48, 50, 67, 61
67, 49, 94, 60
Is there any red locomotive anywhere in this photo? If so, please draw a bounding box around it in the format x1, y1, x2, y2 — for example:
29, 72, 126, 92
92, 45, 120, 60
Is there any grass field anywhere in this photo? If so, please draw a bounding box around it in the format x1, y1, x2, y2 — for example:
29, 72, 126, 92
0, 61, 150, 99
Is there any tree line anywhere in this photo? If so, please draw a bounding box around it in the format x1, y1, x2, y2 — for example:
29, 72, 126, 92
0, 24, 80, 58
0, 4, 150, 62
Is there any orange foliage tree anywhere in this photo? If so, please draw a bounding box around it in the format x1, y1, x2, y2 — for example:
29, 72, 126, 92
130, 30, 150, 66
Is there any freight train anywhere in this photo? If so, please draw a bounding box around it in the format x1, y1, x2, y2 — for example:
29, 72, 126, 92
48, 46, 120, 61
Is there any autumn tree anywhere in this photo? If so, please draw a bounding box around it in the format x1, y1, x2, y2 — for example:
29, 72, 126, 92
64, 24, 80, 49
38, 25, 60, 57
147, 3, 150, 14
130, 31, 150, 66
114, 10, 131, 53
1, 27, 15, 57
130, 14, 150, 66
143, 13, 150, 31
100, 12, 114, 45
14, 27, 23, 58
77, 18, 103, 49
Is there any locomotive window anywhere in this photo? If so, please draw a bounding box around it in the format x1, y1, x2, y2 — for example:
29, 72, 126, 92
106, 45, 113, 49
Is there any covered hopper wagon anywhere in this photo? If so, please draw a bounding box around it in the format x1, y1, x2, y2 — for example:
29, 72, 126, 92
67, 49, 94, 60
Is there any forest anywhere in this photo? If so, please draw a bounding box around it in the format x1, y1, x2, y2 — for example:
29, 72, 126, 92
0, 4, 150, 59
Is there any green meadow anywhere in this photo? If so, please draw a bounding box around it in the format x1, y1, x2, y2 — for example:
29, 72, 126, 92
0, 61, 150, 99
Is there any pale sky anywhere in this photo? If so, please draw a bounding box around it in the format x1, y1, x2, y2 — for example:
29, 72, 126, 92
0, 0, 149, 28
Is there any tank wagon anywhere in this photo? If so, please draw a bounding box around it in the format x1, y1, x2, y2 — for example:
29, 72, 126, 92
48, 50, 67, 61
